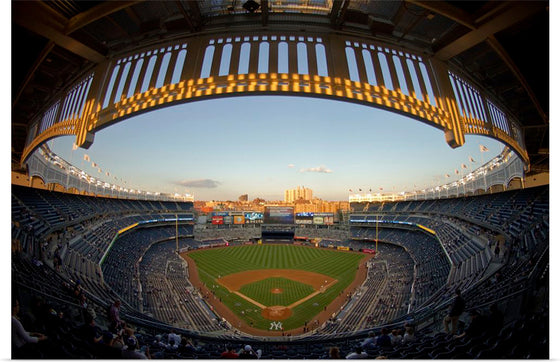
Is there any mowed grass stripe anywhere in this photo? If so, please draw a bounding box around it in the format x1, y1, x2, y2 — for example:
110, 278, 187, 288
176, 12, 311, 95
187, 245, 365, 331
193, 248, 260, 277
247, 244, 259, 263
239, 277, 315, 307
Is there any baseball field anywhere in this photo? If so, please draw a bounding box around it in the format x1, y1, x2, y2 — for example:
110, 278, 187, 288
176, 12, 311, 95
185, 244, 366, 333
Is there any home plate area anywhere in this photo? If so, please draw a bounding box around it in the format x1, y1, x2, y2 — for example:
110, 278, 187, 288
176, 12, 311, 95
262, 305, 292, 320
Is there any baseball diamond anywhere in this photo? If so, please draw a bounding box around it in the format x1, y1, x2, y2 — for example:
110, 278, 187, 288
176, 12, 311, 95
183, 244, 368, 334
10, 0, 550, 359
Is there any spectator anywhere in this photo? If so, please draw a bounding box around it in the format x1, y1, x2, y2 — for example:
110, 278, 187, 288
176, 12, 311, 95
168, 329, 181, 346
79, 312, 103, 344
486, 304, 504, 337
178, 336, 197, 356
108, 299, 124, 333
12, 299, 47, 359
360, 331, 376, 349
121, 326, 137, 347
21, 296, 47, 333
239, 344, 261, 359
121, 336, 150, 359
346, 346, 368, 359
454, 310, 486, 340
152, 334, 167, 349
220, 344, 239, 359
328, 346, 341, 359
443, 288, 465, 335
376, 328, 392, 348
96, 331, 122, 359
402, 324, 416, 344
389, 329, 402, 346
165, 338, 178, 353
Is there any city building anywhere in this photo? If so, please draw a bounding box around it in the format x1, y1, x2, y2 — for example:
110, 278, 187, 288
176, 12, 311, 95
284, 186, 313, 203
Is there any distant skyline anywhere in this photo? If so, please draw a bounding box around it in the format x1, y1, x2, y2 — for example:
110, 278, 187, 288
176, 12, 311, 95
47, 95, 505, 201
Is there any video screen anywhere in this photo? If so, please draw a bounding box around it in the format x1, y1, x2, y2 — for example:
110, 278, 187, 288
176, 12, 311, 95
264, 206, 294, 224
244, 212, 263, 222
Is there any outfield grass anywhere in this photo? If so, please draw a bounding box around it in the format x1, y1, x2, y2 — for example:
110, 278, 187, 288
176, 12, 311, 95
187, 244, 365, 331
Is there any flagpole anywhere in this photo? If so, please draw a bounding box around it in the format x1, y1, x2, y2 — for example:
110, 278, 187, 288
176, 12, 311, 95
375, 207, 379, 256
480, 145, 488, 193
455, 170, 459, 196
176, 213, 179, 253
67, 143, 75, 189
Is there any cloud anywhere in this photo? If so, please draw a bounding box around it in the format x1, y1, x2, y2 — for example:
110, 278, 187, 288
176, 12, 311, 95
174, 179, 221, 188
287, 164, 295, 168
299, 165, 333, 174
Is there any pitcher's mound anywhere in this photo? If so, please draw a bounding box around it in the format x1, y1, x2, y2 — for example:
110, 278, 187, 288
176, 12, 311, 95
262, 306, 292, 320
271, 288, 283, 294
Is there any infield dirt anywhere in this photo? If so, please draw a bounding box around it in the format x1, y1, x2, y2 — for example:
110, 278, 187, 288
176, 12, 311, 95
182, 248, 371, 337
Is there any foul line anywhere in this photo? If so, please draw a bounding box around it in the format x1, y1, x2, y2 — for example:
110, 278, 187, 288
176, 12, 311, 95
287, 279, 338, 309
232, 291, 267, 309
230, 279, 339, 311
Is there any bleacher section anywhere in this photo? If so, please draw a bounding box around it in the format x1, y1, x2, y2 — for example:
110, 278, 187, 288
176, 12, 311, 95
11, 184, 548, 359
101, 226, 194, 310
351, 229, 450, 311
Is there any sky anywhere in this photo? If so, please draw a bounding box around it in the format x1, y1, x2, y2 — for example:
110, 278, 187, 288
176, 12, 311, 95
47, 95, 505, 201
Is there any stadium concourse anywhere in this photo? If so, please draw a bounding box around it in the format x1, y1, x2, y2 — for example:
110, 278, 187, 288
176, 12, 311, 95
11, 183, 548, 359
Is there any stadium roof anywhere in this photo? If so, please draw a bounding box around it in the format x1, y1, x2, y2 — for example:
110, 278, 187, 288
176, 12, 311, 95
12, 0, 549, 174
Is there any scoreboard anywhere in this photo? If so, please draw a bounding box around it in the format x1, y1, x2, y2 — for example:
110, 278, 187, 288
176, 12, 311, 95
263, 206, 294, 224
295, 212, 334, 225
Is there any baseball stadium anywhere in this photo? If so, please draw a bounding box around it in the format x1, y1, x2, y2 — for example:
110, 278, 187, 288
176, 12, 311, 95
11, 0, 549, 359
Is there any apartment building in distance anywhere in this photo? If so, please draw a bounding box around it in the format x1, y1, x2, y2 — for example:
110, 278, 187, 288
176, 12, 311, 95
284, 186, 313, 203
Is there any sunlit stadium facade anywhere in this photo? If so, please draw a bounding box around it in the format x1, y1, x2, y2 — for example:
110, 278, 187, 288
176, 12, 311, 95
12, 1, 548, 359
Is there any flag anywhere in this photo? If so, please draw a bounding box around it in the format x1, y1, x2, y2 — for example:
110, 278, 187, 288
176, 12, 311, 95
480, 145, 489, 152
379, 187, 383, 191
369, 189, 372, 192
359, 189, 362, 192
469, 156, 475, 163
83, 154, 90, 162
92, 162, 97, 168
445, 174, 450, 178
106, 172, 110, 176
72, 143, 78, 151
97, 168, 101, 173
461, 163, 467, 169
455, 169, 459, 175
349, 189, 352, 192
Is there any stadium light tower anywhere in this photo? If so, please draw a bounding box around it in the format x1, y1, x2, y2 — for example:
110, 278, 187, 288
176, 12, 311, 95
376, 202, 383, 256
